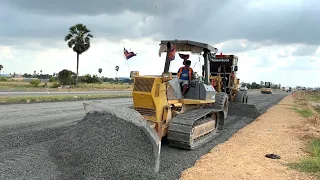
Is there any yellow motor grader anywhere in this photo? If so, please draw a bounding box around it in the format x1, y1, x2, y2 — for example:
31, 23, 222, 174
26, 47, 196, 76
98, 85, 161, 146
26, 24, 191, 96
204, 53, 248, 104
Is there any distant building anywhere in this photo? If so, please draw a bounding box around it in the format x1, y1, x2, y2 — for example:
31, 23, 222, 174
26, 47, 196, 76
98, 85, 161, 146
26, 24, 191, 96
0, 74, 11, 77
117, 77, 132, 83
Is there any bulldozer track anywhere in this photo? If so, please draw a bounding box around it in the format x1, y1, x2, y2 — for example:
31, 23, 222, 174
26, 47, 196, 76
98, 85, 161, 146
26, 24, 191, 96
167, 107, 224, 150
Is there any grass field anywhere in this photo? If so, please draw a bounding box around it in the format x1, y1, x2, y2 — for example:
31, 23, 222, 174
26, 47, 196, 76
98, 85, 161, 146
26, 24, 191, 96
0, 81, 133, 92
288, 91, 320, 178
305, 91, 320, 103
0, 93, 132, 104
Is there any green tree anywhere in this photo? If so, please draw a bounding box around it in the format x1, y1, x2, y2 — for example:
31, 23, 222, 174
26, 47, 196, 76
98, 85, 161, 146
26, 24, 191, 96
0, 65, 3, 76
98, 68, 102, 78
58, 69, 76, 85
115, 66, 119, 83
251, 82, 261, 89
64, 23, 93, 87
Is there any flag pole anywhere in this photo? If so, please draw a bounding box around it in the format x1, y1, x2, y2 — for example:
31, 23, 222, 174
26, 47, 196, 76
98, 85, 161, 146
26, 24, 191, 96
123, 47, 131, 77
123, 50, 131, 77
126, 59, 131, 74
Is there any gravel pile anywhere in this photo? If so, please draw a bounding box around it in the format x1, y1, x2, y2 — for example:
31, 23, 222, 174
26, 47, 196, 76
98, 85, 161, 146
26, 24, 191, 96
49, 112, 159, 180
228, 103, 261, 118
48, 95, 286, 180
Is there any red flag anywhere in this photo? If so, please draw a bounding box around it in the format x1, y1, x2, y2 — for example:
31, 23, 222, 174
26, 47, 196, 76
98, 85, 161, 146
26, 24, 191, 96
123, 48, 137, 60
168, 44, 176, 61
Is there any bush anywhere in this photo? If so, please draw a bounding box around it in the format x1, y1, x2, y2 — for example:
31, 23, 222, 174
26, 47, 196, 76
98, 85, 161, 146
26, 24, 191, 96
80, 74, 102, 84
49, 77, 58, 82
0, 77, 8, 81
30, 79, 41, 87
51, 82, 60, 88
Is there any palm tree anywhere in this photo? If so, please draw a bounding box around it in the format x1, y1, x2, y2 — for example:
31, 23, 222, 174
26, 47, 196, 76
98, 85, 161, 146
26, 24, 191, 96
0, 65, 3, 76
65, 23, 93, 87
40, 70, 43, 74
115, 66, 119, 83
98, 68, 102, 78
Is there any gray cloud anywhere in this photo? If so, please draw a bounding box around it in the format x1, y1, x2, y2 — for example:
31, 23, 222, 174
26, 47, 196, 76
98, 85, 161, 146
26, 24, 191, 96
218, 40, 263, 53
1, 0, 180, 16
1, 0, 319, 48
292, 45, 319, 56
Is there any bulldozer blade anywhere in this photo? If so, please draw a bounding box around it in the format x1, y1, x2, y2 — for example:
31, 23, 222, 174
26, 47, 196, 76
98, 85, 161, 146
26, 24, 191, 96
83, 101, 161, 173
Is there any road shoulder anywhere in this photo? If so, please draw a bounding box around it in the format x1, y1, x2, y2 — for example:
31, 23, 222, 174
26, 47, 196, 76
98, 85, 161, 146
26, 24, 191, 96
180, 95, 316, 180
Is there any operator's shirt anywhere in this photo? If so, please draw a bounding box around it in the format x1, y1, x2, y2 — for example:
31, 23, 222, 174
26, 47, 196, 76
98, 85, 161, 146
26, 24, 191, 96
178, 67, 193, 81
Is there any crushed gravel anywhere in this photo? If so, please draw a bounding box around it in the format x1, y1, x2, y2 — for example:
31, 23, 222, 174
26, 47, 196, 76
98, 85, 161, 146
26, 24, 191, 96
49, 112, 160, 180
49, 95, 285, 180
0, 92, 287, 180
228, 103, 261, 118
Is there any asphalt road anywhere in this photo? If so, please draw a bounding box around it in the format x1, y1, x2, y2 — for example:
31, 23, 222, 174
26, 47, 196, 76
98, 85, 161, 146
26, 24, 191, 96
0, 91, 288, 179
0, 90, 132, 97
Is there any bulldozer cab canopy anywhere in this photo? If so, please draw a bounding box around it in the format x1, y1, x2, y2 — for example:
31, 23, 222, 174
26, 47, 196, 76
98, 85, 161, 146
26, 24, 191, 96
158, 40, 218, 56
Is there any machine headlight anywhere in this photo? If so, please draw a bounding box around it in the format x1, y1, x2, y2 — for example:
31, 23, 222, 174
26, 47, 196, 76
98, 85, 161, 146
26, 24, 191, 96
161, 72, 172, 82
130, 71, 139, 78
162, 73, 170, 78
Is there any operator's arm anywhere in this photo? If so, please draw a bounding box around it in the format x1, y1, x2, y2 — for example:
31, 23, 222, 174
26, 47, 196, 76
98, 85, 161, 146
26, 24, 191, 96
177, 67, 182, 79
189, 68, 193, 81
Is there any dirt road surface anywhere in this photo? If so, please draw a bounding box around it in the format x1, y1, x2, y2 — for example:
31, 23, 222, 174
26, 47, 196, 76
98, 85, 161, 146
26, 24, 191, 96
181, 95, 316, 180
0, 91, 287, 179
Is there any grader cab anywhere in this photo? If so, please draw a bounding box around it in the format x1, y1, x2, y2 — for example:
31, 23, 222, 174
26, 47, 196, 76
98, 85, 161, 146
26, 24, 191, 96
203, 53, 248, 104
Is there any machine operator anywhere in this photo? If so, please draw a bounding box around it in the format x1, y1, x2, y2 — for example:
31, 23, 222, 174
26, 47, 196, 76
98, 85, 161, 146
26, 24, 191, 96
177, 60, 193, 97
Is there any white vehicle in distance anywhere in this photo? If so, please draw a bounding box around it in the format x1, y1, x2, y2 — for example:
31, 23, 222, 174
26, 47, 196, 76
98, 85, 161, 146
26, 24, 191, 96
240, 84, 248, 91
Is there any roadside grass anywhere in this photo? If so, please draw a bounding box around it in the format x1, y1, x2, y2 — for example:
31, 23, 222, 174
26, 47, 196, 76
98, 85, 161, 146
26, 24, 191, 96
0, 94, 132, 105
0, 81, 132, 91
290, 107, 314, 118
288, 139, 320, 178
77, 83, 132, 90
288, 91, 320, 178
305, 92, 320, 103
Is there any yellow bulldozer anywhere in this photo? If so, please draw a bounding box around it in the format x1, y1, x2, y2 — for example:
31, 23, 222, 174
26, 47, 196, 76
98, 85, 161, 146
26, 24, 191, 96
260, 82, 272, 94
84, 40, 250, 173
130, 40, 247, 150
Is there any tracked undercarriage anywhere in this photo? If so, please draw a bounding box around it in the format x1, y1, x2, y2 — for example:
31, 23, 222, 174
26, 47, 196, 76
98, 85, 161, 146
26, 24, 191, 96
167, 92, 228, 150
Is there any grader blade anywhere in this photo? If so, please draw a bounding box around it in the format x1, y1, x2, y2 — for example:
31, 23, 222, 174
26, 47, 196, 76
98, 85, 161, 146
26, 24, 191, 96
83, 101, 161, 173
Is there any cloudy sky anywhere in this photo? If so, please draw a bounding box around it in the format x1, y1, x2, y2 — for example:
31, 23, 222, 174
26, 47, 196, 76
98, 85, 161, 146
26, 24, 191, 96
0, 0, 319, 87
